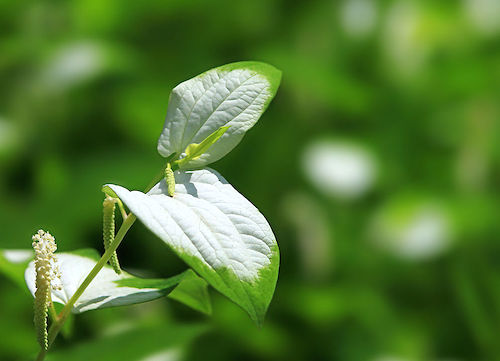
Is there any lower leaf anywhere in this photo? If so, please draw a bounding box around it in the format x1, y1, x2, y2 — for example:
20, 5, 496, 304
106, 168, 280, 325
22, 248, 210, 314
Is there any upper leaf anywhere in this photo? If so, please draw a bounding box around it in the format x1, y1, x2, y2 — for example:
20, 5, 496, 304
157, 61, 281, 168
106, 168, 279, 325
24, 249, 210, 313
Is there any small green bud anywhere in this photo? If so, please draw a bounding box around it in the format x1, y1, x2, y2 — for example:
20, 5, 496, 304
103, 197, 121, 274
165, 163, 175, 197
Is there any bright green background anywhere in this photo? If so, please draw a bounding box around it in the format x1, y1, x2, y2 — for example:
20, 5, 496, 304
1, 0, 500, 360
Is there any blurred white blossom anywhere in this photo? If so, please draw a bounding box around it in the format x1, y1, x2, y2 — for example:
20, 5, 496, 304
464, 0, 500, 35
2, 250, 33, 263
302, 140, 377, 200
40, 42, 107, 91
340, 0, 378, 38
371, 196, 452, 260
140, 349, 181, 361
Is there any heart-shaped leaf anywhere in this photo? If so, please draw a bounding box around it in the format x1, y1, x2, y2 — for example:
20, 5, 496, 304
24, 249, 210, 313
157, 61, 281, 169
106, 168, 279, 325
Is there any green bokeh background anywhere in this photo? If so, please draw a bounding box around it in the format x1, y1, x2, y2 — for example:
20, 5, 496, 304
1, 0, 500, 360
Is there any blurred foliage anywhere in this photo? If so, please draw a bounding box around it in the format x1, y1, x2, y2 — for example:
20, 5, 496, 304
1, 0, 500, 360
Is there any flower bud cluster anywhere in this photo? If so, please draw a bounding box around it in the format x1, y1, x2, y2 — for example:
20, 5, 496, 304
33, 230, 62, 291
32, 230, 61, 350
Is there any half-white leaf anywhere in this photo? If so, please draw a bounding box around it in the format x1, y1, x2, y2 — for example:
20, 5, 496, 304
106, 168, 279, 325
24, 249, 208, 313
157, 61, 281, 168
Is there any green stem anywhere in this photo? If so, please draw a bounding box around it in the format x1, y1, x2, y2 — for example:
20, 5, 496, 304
34, 169, 163, 361
35, 215, 137, 360
144, 167, 165, 193
35, 349, 46, 361
116, 198, 128, 220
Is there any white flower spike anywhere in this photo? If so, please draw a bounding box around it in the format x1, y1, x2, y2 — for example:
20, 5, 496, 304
32, 230, 61, 350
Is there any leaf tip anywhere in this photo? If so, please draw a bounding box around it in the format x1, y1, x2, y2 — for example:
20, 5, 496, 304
102, 185, 118, 198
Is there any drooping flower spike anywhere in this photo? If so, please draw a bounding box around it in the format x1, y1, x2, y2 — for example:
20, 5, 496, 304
102, 197, 122, 274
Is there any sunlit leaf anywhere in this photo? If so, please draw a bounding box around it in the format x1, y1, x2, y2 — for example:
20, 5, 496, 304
24, 249, 209, 313
106, 168, 279, 325
157, 61, 281, 168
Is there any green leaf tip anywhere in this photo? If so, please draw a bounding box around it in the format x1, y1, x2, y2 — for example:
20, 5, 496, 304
215, 61, 282, 107
174, 126, 230, 168
102, 185, 118, 199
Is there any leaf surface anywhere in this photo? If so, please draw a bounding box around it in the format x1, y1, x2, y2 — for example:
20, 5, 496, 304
157, 61, 281, 168
23, 249, 210, 313
107, 168, 279, 324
